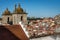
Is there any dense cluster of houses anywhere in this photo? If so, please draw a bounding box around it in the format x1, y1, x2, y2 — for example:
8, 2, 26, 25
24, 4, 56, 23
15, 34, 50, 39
24, 17, 60, 38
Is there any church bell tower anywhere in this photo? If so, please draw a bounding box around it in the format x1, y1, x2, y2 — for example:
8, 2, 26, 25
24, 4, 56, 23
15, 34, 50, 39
12, 3, 27, 25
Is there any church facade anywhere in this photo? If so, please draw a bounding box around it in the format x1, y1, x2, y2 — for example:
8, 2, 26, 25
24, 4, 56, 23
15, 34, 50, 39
0, 4, 27, 25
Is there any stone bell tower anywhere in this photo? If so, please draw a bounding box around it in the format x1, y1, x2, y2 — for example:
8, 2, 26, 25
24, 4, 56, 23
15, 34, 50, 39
2, 8, 12, 24
12, 3, 27, 25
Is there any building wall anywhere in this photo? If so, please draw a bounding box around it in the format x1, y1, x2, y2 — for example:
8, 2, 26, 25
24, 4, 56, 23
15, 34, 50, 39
2, 15, 12, 24
2, 14, 27, 25
12, 14, 27, 24
30, 34, 60, 40
0, 20, 2, 24
54, 14, 60, 24
22, 14, 27, 24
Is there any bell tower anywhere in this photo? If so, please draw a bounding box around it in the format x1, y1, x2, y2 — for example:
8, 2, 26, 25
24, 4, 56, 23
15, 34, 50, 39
12, 3, 27, 25
2, 8, 12, 24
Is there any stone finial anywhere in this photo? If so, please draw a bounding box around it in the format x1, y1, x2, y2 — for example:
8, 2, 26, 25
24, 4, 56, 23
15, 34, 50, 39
15, 4, 17, 10
6, 8, 8, 11
18, 3, 20, 8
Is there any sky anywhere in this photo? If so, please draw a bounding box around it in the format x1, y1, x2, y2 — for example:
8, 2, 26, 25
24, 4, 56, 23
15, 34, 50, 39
0, 0, 60, 18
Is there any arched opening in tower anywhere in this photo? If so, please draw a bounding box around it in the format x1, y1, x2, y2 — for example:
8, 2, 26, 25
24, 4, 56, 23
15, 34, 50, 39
21, 16, 23, 21
7, 17, 9, 23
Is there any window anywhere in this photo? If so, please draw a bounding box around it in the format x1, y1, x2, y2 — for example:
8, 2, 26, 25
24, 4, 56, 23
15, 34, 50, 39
8, 17, 9, 22
21, 16, 23, 21
7, 17, 9, 23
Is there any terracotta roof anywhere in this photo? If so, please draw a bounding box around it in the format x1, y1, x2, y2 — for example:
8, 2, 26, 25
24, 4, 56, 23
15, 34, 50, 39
4, 25, 29, 40
27, 18, 59, 38
0, 25, 20, 40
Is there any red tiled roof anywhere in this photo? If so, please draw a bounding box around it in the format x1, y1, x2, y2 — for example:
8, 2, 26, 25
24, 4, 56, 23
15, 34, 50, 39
2, 25, 29, 40
0, 25, 20, 40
